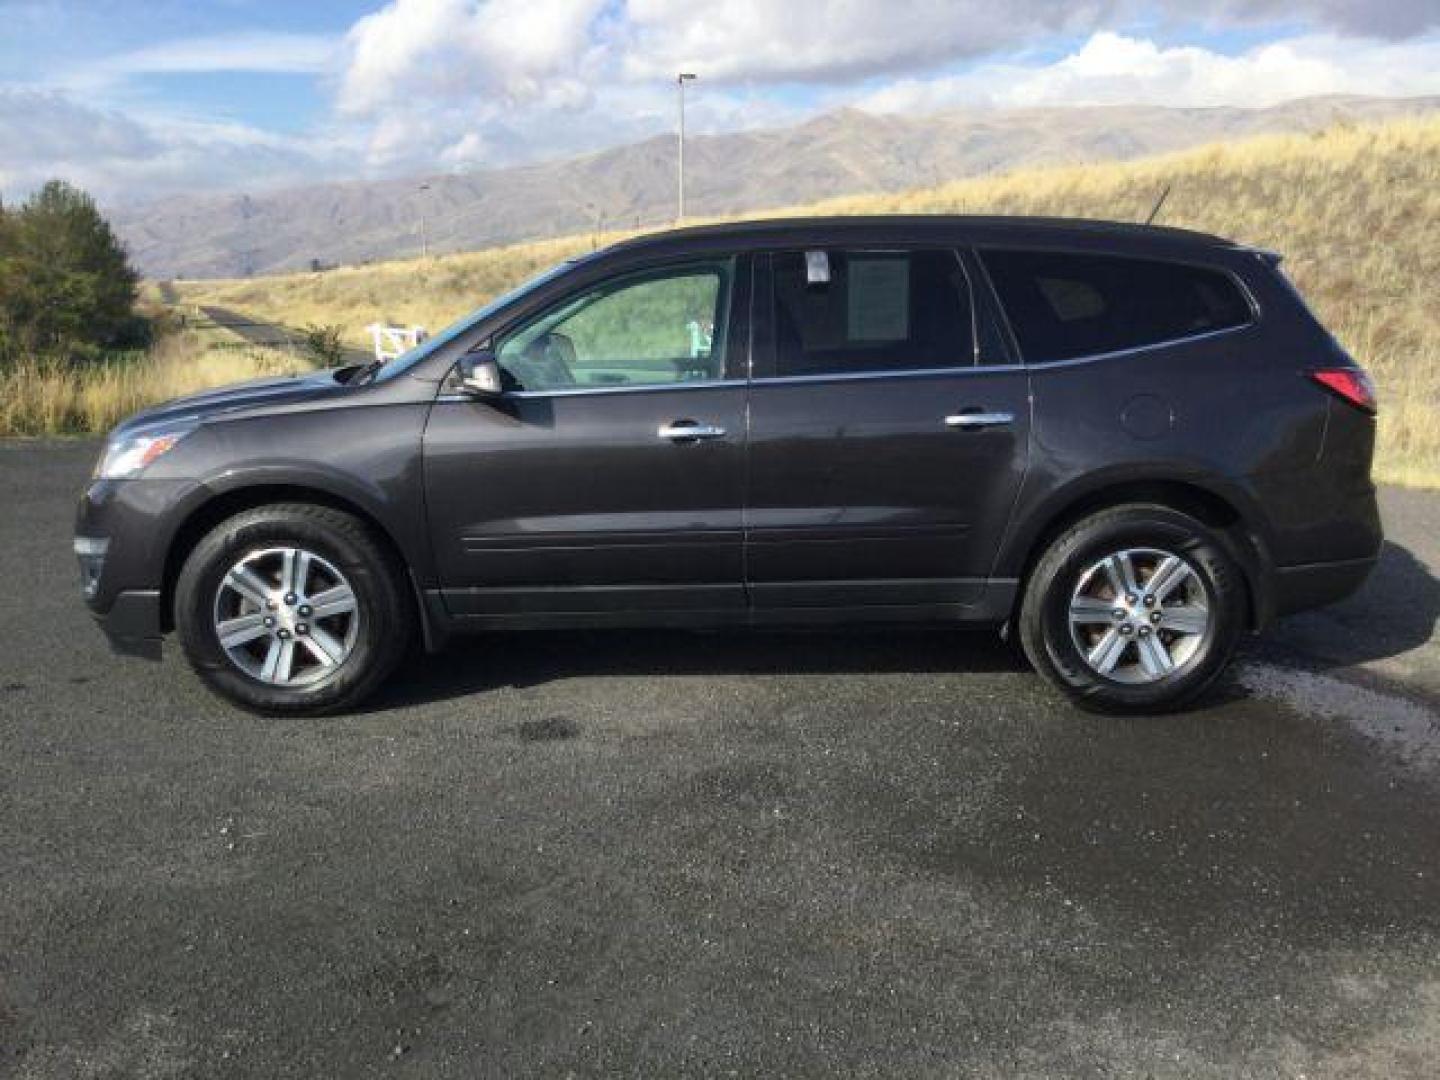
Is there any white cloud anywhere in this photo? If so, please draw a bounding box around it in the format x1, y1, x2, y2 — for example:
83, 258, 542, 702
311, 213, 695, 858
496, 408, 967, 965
617, 0, 1440, 84
95, 32, 337, 77
0, 88, 344, 205
1202, 0, 1439, 39
325, 0, 1440, 177
438, 130, 490, 165
854, 31, 1440, 113
50, 31, 339, 102
335, 0, 617, 167
339, 0, 608, 116
618, 0, 1111, 83
8, 0, 1440, 204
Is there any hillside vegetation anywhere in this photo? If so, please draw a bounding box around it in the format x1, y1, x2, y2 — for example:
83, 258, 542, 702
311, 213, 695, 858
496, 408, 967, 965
0, 328, 310, 438
0, 180, 310, 437
122, 95, 1438, 278
181, 114, 1437, 487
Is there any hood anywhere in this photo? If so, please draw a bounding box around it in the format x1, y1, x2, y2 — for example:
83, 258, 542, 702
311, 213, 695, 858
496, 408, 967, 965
113, 368, 349, 436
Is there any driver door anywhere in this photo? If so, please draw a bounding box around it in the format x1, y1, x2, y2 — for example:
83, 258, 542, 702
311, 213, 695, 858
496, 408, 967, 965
423, 256, 750, 624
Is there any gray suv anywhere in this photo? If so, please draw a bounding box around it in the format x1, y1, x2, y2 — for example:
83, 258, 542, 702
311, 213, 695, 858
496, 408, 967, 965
76, 216, 1382, 714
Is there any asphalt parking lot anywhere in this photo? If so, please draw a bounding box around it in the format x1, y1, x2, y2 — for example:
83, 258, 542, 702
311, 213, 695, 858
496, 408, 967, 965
2, 440, 1438, 1079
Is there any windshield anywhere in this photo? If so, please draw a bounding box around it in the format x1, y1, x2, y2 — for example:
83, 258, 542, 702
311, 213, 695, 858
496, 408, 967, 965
368, 258, 580, 383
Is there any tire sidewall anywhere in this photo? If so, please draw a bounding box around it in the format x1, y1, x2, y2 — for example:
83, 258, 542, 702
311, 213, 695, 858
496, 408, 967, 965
1024, 508, 1246, 713
176, 509, 400, 714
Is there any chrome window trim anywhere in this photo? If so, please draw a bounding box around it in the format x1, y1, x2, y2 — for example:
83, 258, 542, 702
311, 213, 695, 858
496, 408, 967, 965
435, 321, 1256, 399
436, 377, 743, 403
1020, 320, 1257, 371
975, 245, 1263, 366
749, 364, 1022, 388
434, 299, 1258, 400
745, 320, 1256, 387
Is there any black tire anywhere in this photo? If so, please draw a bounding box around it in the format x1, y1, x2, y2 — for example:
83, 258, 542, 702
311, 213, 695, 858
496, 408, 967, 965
174, 503, 414, 715
1018, 503, 1247, 714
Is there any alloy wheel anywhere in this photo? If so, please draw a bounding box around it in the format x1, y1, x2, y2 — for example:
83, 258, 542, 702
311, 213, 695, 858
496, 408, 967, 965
1067, 547, 1211, 685
212, 546, 360, 687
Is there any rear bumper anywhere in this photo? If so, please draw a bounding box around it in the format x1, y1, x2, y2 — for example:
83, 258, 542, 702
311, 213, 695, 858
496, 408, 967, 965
91, 590, 164, 660
1272, 555, 1377, 618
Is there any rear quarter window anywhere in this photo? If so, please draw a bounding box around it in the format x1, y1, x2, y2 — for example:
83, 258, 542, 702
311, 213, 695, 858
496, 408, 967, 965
981, 249, 1253, 364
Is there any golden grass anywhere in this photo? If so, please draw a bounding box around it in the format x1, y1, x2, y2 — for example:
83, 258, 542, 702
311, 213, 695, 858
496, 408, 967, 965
174, 115, 1440, 487
0, 328, 310, 437
177, 236, 594, 356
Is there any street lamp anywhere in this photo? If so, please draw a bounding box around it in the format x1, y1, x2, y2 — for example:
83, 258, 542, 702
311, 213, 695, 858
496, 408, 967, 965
418, 182, 432, 259
676, 72, 696, 222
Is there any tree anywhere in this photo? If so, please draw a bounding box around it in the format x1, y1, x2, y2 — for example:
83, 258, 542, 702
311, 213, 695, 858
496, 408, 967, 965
0, 201, 18, 357
0, 180, 143, 361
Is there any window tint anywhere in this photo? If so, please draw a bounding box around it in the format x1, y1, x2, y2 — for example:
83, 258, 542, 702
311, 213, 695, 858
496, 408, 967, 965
497, 260, 731, 391
772, 249, 973, 377
981, 250, 1252, 364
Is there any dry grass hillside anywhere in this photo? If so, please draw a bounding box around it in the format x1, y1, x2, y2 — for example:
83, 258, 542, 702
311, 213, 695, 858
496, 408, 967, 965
122, 95, 1437, 278
0, 323, 309, 438
180, 115, 1440, 486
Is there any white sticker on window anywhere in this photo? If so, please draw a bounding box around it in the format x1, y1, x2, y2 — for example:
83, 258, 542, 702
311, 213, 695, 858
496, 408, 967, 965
847, 257, 909, 341
805, 250, 831, 285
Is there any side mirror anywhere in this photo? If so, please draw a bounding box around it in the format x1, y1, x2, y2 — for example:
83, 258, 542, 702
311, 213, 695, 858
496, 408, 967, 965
457, 351, 503, 397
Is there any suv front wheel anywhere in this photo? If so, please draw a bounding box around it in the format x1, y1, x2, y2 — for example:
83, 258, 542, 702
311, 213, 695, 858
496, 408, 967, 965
1019, 504, 1247, 713
174, 503, 414, 715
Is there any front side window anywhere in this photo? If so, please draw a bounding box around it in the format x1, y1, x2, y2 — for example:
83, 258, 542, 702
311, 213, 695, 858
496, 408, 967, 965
496, 260, 732, 392
771, 249, 974, 377
981, 249, 1253, 364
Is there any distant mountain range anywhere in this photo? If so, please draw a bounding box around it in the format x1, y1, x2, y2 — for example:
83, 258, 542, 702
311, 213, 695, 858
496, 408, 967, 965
113, 94, 1440, 280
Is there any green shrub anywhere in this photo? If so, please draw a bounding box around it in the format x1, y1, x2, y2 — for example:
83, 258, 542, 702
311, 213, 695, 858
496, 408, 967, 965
301, 324, 345, 367
0, 180, 142, 365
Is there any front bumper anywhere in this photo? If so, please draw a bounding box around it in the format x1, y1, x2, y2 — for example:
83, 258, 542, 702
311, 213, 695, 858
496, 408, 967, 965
91, 590, 165, 659
76, 476, 200, 660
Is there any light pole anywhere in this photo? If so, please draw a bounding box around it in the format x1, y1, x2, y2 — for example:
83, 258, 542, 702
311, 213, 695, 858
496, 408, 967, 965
239, 193, 255, 277
418, 182, 431, 259
676, 72, 696, 222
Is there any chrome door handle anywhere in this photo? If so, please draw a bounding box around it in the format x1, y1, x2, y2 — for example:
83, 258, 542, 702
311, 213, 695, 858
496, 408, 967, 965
658, 421, 727, 441
945, 411, 1014, 430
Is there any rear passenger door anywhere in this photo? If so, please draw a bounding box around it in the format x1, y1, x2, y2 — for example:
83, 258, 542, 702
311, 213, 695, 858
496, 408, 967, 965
745, 247, 1031, 613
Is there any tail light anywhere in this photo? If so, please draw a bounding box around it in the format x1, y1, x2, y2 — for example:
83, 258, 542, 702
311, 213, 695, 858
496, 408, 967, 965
1310, 368, 1377, 415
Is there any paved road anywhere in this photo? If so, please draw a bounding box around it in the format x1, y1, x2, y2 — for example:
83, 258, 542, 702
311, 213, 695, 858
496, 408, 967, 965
2, 441, 1438, 1078
199, 306, 373, 365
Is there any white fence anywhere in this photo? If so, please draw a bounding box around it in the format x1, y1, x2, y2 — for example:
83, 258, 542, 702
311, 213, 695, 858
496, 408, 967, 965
367, 323, 428, 362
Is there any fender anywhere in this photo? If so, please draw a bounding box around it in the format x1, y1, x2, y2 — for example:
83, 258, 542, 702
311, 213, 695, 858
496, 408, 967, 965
191, 463, 436, 584
992, 461, 1279, 625
153, 462, 446, 647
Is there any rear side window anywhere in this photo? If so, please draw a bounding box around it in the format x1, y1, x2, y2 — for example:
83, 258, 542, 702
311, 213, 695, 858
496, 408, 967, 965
771, 249, 973, 376
981, 250, 1252, 364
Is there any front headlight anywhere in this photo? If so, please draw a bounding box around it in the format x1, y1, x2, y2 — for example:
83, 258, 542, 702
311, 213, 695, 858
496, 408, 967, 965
95, 426, 194, 479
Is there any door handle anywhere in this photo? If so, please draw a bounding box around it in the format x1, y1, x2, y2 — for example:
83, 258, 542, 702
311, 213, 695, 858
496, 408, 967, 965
945, 411, 1014, 430
658, 420, 727, 442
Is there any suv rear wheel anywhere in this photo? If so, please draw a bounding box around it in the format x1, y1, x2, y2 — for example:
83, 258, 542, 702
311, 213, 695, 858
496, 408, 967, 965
175, 504, 413, 715
1019, 504, 1246, 713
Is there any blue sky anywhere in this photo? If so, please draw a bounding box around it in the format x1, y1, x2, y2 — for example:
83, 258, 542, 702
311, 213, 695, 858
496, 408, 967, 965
0, 1, 365, 133
2, 0, 1438, 205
